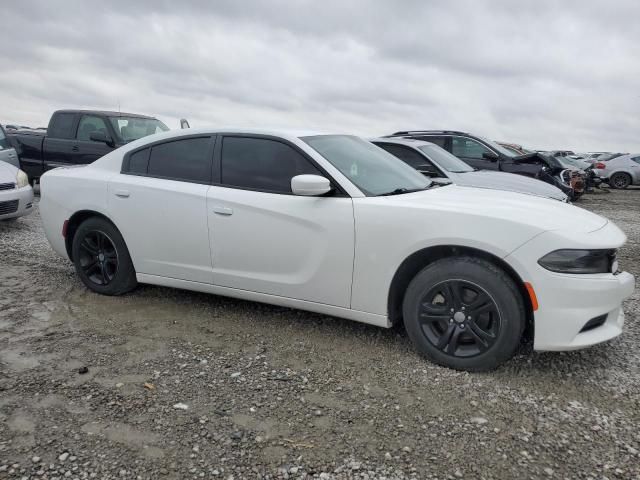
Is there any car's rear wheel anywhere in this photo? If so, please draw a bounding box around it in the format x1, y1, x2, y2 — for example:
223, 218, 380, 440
402, 256, 525, 371
610, 172, 631, 189
72, 217, 137, 295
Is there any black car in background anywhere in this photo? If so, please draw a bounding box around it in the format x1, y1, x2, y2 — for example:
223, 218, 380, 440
385, 130, 576, 198
8, 110, 169, 183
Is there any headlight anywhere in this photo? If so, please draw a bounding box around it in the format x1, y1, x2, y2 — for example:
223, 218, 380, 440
538, 249, 617, 274
16, 169, 29, 188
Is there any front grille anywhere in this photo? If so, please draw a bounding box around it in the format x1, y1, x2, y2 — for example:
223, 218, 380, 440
0, 200, 19, 215
0, 182, 16, 191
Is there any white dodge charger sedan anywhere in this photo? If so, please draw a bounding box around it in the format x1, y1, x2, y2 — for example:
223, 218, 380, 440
39, 129, 635, 371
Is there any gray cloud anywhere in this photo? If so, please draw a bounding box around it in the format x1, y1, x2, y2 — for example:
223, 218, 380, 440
1, 0, 639, 151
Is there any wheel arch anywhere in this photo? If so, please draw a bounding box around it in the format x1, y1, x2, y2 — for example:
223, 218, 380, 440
387, 245, 534, 339
65, 210, 120, 261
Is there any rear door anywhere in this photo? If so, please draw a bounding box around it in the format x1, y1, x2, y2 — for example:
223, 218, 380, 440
108, 135, 215, 283
43, 112, 78, 171
71, 114, 116, 164
207, 135, 354, 307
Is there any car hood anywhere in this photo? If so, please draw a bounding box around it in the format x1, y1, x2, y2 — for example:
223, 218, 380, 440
450, 170, 567, 201
0, 158, 18, 181
385, 185, 608, 234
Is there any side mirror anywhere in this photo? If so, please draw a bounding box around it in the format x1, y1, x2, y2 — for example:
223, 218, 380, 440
482, 151, 499, 161
89, 131, 115, 147
291, 174, 332, 196
180, 118, 190, 129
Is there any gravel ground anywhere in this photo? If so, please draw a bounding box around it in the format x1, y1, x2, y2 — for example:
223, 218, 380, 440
0, 188, 639, 480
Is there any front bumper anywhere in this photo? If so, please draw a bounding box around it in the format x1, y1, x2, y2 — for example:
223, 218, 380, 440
507, 224, 635, 351
531, 271, 634, 350
0, 185, 34, 220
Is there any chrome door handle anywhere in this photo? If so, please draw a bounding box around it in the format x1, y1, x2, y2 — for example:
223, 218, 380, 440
115, 190, 130, 198
213, 206, 233, 216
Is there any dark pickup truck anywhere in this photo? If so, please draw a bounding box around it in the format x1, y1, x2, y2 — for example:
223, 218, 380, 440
9, 110, 169, 182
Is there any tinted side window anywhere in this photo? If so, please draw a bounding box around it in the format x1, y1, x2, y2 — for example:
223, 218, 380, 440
147, 137, 212, 183
375, 144, 428, 169
48, 113, 76, 139
451, 136, 492, 159
221, 137, 322, 194
127, 148, 150, 174
632, 156, 640, 164
416, 136, 447, 149
77, 115, 109, 141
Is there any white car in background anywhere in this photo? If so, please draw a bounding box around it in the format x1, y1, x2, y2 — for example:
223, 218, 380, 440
0, 161, 34, 222
595, 153, 640, 189
39, 129, 635, 371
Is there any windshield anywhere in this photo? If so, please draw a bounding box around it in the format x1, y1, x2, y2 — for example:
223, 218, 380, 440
302, 135, 431, 196
418, 145, 474, 173
109, 117, 169, 143
478, 136, 518, 158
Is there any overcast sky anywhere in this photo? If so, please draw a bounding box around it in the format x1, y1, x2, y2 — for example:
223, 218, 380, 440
1, 0, 639, 152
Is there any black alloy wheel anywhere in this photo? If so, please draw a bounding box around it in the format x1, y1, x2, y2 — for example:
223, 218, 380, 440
402, 256, 525, 371
78, 230, 119, 286
72, 217, 137, 295
419, 279, 501, 358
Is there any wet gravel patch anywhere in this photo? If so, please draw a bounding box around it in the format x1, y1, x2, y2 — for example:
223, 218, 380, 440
0, 188, 638, 479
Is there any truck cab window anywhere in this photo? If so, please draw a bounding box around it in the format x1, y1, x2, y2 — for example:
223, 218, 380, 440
77, 116, 109, 141
48, 113, 76, 139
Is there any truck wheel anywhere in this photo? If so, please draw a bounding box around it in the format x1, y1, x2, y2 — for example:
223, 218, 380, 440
610, 172, 631, 189
71, 217, 137, 295
402, 256, 525, 371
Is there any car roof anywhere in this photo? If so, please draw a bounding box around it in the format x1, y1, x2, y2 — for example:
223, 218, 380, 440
370, 137, 437, 148
54, 109, 158, 119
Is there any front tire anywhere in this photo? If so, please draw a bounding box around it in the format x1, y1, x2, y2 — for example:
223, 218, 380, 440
402, 256, 525, 371
72, 217, 137, 295
609, 172, 631, 189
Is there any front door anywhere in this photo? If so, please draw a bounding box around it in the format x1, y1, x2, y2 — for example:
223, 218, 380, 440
207, 135, 355, 307
72, 114, 115, 164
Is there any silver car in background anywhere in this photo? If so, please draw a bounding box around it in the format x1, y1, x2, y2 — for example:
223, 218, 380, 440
0, 124, 20, 168
371, 137, 569, 201
596, 153, 640, 189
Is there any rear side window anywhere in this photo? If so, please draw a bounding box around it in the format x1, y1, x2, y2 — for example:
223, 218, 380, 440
375, 143, 427, 169
128, 148, 150, 174
221, 137, 322, 194
145, 137, 212, 183
48, 113, 76, 139
632, 156, 640, 164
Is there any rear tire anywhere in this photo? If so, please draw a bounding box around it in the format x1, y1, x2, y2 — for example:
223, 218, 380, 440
609, 172, 631, 189
402, 256, 525, 371
72, 217, 137, 295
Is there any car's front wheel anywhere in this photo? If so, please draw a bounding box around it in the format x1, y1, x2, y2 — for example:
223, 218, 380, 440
402, 256, 525, 371
609, 172, 631, 189
71, 217, 137, 295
